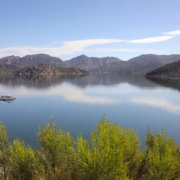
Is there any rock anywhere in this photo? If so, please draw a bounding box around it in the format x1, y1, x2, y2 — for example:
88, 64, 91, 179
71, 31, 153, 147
0, 96, 15, 102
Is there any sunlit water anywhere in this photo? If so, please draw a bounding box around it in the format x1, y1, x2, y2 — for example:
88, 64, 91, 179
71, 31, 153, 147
0, 75, 180, 146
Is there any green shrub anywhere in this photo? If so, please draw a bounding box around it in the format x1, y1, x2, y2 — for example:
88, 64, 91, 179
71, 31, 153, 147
38, 122, 75, 179
9, 140, 39, 180
0, 118, 179, 180
142, 129, 180, 179
0, 122, 9, 180
76, 116, 141, 180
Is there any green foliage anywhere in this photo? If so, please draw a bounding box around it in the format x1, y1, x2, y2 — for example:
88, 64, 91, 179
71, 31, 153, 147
0, 118, 179, 180
0, 122, 9, 180
0, 122, 8, 150
9, 140, 39, 180
142, 129, 180, 179
76, 116, 141, 180
38, 121, 75, 179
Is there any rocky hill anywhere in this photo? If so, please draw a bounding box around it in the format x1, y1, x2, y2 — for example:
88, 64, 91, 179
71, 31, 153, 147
0, 64, 17, 75
1, 54, 180, 76
146, 60, 180, 78
0, 63, 87, 81
66, 55, 121, 71
16, 64, 88, 79
0, 54, 70, 68
94, 54, 180, 75
0, 56, 20, 65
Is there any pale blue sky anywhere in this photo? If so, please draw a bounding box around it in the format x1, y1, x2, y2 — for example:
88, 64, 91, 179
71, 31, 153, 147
0, 0, 180, 60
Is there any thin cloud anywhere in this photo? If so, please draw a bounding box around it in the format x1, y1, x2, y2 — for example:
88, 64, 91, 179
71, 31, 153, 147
128, 29, 180, 44
0, 29, 180, 57
0, 39, 124, 57
164, 30, 180, 36
128, 35, 173, 44
88, 48, 165, 54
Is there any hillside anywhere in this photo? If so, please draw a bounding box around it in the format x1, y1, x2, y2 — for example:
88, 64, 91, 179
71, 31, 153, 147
94, 54, 180, 75
1, 54, 180, 75
0, 64, 17, 75
146, 60, 180, 78
66, 55, 121, 71
0, 54, 70, 68
0, 56, 20, 65
0, 63, 87, 82
16, 64, 87, 79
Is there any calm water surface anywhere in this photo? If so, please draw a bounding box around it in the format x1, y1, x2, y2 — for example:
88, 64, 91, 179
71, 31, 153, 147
0, 75, 180, 146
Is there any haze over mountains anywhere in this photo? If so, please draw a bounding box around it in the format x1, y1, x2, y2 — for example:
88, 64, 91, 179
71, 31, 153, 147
0, 53, 180, 76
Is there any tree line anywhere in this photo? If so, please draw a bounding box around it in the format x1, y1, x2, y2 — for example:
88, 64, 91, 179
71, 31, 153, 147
0, 116, 179, 180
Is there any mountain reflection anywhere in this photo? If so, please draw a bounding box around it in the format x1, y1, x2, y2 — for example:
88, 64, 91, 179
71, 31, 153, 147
0, 74, 160, 90
0, 74, 180, 114
147, 77, 180, 91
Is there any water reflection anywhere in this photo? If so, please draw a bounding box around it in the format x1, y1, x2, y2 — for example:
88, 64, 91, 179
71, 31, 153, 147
0, 74, 160, 89
0, 74, 85, 89
0, 74, 161, 105
0, 75, 179, 109
0, 74, 180, 146
147, 77, 180, 91
131, 97, 180, 114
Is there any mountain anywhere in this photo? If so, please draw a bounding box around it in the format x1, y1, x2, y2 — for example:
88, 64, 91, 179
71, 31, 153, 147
16, 64, 87, 79
1, 54, 180, 75
0, 56, 20, 65
66, 55, 121, 71
0, 54, 70, 68
146, 60, 180, 78
0, 64, 17, 75
93, 54, 180, 75
0, 63, 87, 81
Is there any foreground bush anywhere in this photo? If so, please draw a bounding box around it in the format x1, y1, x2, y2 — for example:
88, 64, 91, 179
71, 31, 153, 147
9, 140, 40, 180
76, 117, 141, 179
38, 122, 75, 179
142, 129, 180, 179
0, 117, 179, 180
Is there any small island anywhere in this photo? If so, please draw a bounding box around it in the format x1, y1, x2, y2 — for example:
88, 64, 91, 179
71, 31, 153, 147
0, 96, 15, 102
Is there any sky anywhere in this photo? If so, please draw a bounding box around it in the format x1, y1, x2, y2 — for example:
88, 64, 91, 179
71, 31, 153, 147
0, 0, 180, 60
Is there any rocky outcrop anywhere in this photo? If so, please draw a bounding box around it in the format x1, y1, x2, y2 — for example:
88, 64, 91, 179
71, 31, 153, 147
0, 64, 17, 75
16, 64, 88, 79
146, 60, 180, 78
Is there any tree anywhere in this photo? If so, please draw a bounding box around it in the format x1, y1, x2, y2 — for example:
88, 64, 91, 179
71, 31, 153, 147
38, 122, 75, 180
0, 119, 179, 179
143, 129, 180, 179
9, 140, 39, 180
0, 122, 9, 180
76, 116, 141, 180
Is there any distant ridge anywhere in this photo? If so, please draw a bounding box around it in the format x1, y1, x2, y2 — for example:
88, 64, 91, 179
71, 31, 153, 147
92, 54, 180, 75
0, 54, 70, 68
1, 54, 180, 75
66, 54, 121, 71
0, 56, 20, 65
